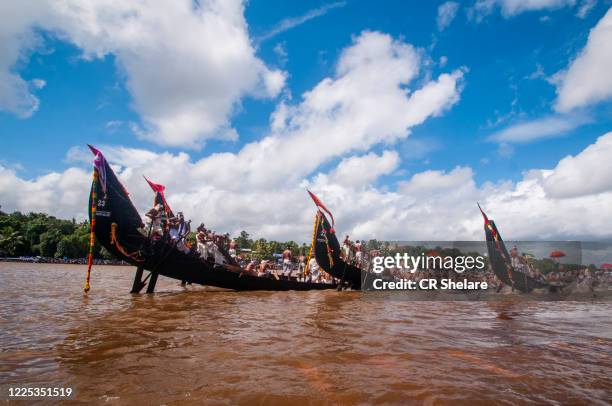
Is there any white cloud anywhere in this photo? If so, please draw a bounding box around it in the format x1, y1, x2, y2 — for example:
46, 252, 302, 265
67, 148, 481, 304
399, 166, 474, 197
437, 2, 460, 30
31, 79, 46, 89
4, 131, 612, 241
273, 42, 288, 66
555, 7, 612, 112
0, 0, 286, 148
526, 63, 545, 80
256, 1, 346, 43
0, 1, 47, 118
497, 142, 515, 158
542, 131, 612, 198
576, 0, 597, 18
469, 0, 576, 21
64, 146, 92, 164
0, 165, 91, 219
190, 31, 465, 190
487, 114, 591, 143
324, 151, 399, 188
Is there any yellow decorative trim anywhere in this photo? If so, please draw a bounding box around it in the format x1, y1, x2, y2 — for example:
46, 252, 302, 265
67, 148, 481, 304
305, 211, 320, 276
111, 223, 144, 262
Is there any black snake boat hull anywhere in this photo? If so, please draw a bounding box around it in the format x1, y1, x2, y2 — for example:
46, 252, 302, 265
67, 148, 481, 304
310, 209, 364, 289
480, 206, 548, 293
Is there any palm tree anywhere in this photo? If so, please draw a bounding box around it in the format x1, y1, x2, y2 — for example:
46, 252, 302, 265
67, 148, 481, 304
0, 228, 26, 256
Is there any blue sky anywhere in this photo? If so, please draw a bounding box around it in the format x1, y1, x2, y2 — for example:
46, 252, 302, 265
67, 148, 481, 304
1, 0, 612, 240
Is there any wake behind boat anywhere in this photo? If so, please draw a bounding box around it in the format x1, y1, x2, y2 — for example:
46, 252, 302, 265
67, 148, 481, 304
84, 146, 336, 293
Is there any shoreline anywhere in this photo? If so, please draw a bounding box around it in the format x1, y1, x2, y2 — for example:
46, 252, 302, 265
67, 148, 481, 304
0, 257, 130, 266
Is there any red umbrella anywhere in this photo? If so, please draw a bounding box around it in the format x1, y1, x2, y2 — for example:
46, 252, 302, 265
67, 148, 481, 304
426, 250, 440, 257
600, 263, 612, 269
549, 250, 566, 258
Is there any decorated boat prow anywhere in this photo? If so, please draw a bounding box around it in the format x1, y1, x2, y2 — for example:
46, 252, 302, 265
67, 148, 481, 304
307, 191, 363, 289
479, 204, 548, 293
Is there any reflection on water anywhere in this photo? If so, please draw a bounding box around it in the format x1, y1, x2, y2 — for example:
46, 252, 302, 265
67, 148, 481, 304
1, 262, 611, 404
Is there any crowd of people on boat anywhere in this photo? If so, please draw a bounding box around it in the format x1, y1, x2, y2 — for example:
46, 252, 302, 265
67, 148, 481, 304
141, 203, 612, 289
238, 251, 336, 284
142, 203, 336, 284
341, 235, 366, 267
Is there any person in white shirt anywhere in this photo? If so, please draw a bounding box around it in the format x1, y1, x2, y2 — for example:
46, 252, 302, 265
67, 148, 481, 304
342, 235, 352, 261
282, 246, 293, 277
228, 240, 237, 258
297, 255, 306, 281
258, 260, 270, 277
196, 231, 208, 260
354, 240, 363, 266
144, 204, 164, 239
205, 233, 223, 264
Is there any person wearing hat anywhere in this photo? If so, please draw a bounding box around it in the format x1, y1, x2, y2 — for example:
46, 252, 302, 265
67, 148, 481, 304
144, 204, 164, 240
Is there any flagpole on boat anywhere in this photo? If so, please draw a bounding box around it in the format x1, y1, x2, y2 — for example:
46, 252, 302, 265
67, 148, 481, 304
84, 166, 98, 293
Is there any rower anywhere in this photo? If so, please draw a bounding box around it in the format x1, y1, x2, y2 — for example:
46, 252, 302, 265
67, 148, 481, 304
258, 260, 270, 277
297, 255, 306, 281
509, 245, 520, 270
355, 240, 363, 266
196, 230, 208, 260
308, 257, 320, 283
342, 235, 351, 260
245, 258, 258, 274
144, 204, 164, 240
206, 232, 226, 265
174, 212, 191, 254
228, 239, 237, 258
282, 245, 293, 277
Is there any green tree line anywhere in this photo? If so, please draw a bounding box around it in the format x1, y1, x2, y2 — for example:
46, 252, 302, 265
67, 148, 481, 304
0, 208, 113, 259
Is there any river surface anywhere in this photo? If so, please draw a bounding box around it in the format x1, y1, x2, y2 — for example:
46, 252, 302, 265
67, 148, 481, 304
0, 262, 611, 405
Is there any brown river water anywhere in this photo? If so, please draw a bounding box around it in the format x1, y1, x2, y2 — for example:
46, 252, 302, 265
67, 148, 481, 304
0, 262, 611, 405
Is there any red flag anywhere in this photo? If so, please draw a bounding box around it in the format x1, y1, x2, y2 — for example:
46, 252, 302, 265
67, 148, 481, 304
144, 176, 171, 214
144, 176, 165, 194
307, 190, 335, 230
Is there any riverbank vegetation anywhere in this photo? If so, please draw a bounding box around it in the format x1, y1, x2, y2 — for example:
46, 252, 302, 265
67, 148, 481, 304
0, 209, 112, 259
